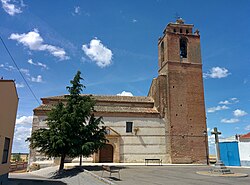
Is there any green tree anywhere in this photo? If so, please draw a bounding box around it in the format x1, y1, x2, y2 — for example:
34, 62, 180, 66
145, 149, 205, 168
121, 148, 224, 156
12, 153, 21, 162
28, 71, 107, 171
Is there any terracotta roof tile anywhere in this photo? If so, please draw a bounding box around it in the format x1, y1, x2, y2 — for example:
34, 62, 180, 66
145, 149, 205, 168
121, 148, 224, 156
240, 132, 250, 139
42, 94, 154, 103
34, 103, 159, 114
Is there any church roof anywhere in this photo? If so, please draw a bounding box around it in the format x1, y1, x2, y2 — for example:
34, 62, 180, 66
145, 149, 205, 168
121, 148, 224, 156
34, 94, 159, 117
34, 104, 158, 114
41, 94, 154, 103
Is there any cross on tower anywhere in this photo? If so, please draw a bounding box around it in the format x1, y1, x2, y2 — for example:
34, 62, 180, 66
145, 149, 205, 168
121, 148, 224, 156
174, 13, 181, 20
211, 127, 222, 162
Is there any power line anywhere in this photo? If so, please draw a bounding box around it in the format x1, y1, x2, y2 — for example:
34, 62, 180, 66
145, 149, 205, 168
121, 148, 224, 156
0, 35, 41, 106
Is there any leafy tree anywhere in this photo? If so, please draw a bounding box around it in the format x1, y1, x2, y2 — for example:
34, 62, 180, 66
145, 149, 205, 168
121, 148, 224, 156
28, 71, 107, 171
12, 153, 21, 162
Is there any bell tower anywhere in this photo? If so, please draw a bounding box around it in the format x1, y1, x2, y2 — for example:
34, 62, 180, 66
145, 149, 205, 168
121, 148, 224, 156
158, 18, 201, 70
149, 18, 207, 164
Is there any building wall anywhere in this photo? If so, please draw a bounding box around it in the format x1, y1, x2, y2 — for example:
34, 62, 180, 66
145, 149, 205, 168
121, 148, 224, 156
30, 115, 167, 163
239, 142, 250, 166
0, 80, 18, 184
102, 117, 167, 163
29, 115, 49, 164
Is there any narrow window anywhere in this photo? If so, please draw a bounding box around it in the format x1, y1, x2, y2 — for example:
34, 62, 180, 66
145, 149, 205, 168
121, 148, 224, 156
180, 29, 183, 33
126, 122, 133, 133
173, 28, 176, 33
180, 37, 187, 58
160, 41, 164, 62
186, 29, 189, 34
2, 137, 10, 164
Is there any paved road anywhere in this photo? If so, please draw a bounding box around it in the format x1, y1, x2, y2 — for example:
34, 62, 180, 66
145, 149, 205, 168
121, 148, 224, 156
9, 173, 66, 185
9, 166, 107, 185
88, 165, 250, 185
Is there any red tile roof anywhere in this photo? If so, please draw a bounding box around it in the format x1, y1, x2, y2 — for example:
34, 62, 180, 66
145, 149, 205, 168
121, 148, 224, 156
240, 132, 250, 139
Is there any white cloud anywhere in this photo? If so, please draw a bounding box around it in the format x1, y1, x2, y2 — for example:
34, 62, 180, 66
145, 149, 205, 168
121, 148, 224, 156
231, 97, 239, 103
207, 105, 229, 113
82, 38, 113, 68
117, 91, 133, 96
16, 82, 24, 88
9, 29, 69, 60
28, 59, 48, 69
219, 100, 230, 105
20, 68, 30, 76
207, 127, 211, 133
203, 67, 230, 79
13, 125, 32, 153
16, 115, 33, 125
221, 118, 239, 123
245, 125, 250, 131
0, 63, 15, 71
1, 0, 22, 16
31, 75, 43, 83
233, 109, 248, 117
219, 98, 239, 105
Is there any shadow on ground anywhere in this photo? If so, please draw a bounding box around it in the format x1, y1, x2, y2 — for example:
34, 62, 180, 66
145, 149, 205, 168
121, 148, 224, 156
49, 167, 85, 179
82, 165, 127, 171
108, 177, 122, 181
83, 165, 126, 182
9, 178, 66, 185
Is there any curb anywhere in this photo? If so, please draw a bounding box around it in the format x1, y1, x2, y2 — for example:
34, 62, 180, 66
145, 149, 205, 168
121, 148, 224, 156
84, 169, 115, 185
196, 171, 248, 178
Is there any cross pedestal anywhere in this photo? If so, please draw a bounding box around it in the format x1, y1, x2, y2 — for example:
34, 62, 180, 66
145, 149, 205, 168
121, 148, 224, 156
211, 127, 232, 174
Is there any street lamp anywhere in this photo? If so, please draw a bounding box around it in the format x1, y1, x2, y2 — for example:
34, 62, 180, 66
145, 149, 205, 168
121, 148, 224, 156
203, 130, 209, 165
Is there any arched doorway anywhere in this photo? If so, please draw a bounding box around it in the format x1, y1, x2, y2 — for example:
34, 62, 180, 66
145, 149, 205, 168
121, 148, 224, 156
99, 144, 114, 162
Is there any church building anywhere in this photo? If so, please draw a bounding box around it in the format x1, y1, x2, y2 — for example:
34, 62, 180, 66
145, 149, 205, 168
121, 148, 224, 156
30, 19, 208, 164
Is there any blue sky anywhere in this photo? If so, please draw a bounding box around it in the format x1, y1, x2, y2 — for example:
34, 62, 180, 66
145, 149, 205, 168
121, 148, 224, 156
0, 0, 249, 154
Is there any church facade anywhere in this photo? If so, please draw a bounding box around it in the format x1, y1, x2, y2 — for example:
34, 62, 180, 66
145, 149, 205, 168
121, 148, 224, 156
30, 19, 208, 164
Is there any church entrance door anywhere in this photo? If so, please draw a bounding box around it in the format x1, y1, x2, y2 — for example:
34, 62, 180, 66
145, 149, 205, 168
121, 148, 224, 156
99, 144, 114, 162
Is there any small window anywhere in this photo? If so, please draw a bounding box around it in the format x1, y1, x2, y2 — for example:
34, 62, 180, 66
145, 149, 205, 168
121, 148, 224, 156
186, 29, 189, 34
173, 28, 176, 33
180, 37, 188, 58
2, 137, 10, 164
180, 29, 183, 33
160, 41, 164, 62
126, 122, 133, 133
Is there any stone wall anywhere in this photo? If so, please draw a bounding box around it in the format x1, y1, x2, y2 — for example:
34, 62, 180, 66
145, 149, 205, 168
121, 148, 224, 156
102, 117, 167, 163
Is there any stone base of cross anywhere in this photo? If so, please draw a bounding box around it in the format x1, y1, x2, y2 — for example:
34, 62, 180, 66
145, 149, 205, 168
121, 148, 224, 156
213, 160, 232, 174
211, 127, 233, 174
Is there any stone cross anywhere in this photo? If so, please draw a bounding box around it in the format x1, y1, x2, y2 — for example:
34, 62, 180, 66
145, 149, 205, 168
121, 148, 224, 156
211, 127, 221, 162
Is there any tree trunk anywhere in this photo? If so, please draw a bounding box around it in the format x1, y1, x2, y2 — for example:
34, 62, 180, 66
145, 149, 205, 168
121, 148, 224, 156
59, 154, 66, 171
79, 155, 82, 166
